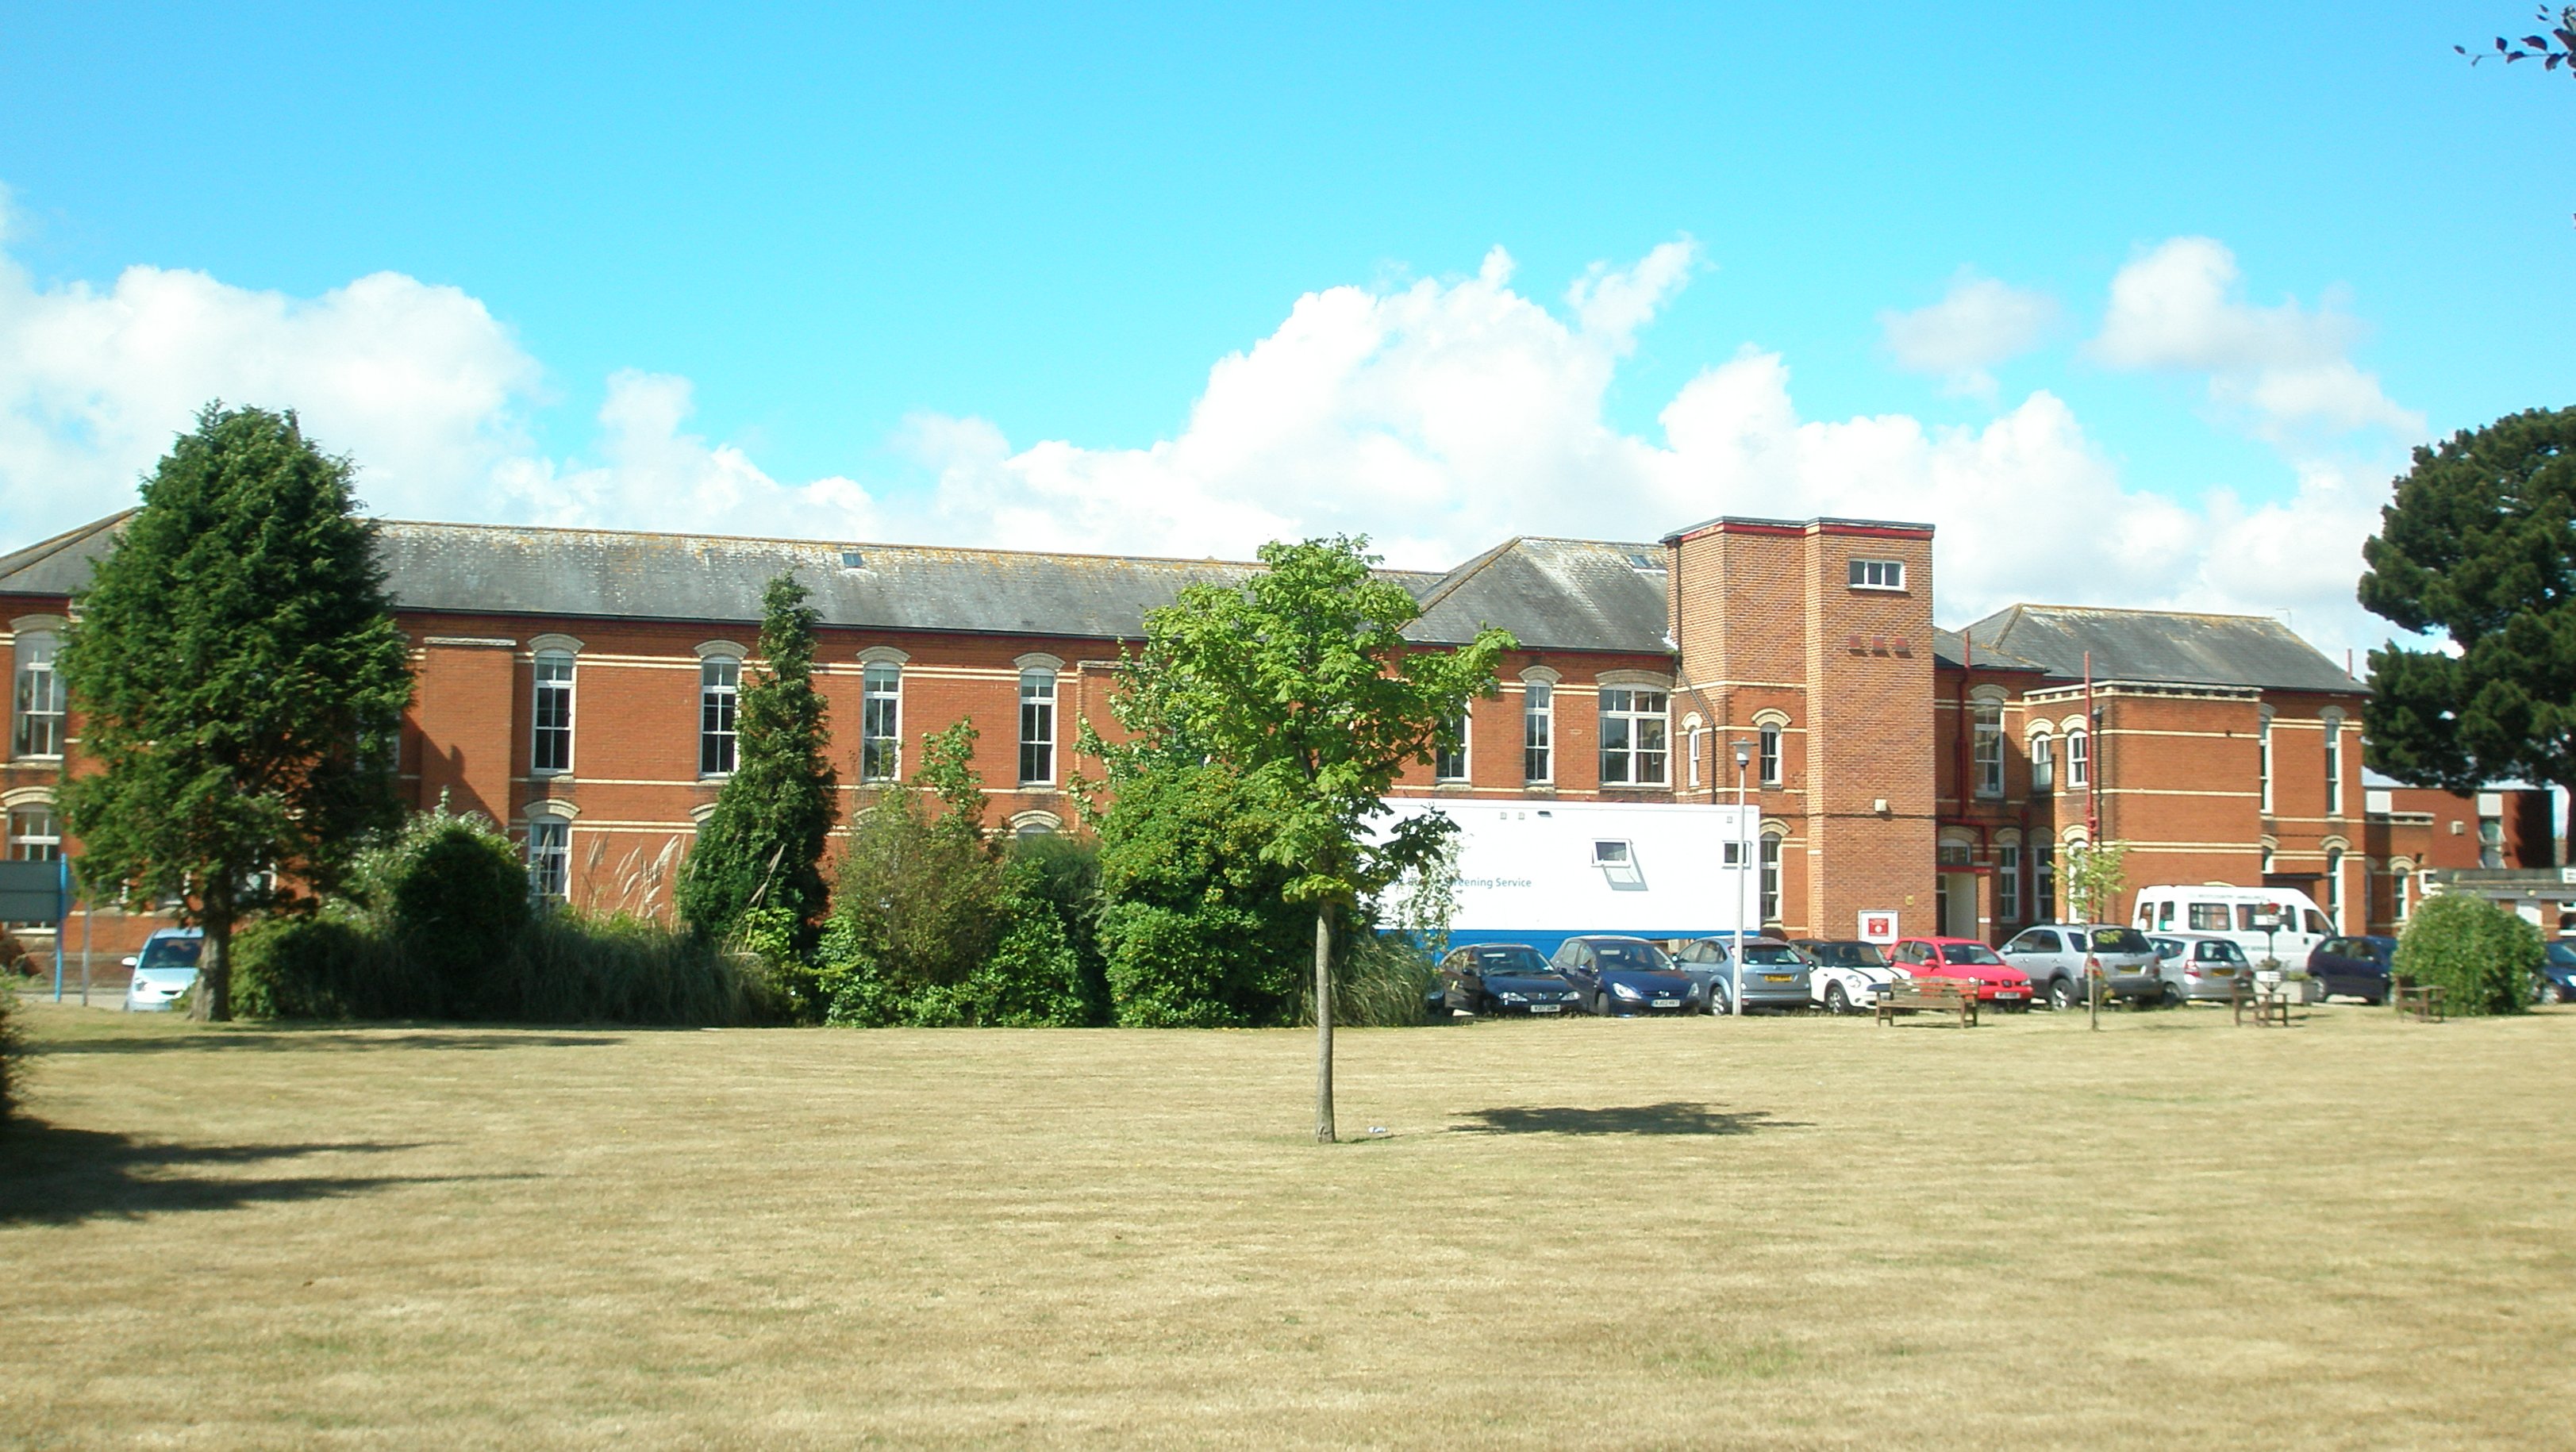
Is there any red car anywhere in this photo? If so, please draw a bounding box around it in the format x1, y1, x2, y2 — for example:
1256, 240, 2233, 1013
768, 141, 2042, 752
1889, 937, 2033, 1008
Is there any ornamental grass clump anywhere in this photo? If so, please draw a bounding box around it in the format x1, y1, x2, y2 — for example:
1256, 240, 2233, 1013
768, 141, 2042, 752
2394, 892, 2543, 1016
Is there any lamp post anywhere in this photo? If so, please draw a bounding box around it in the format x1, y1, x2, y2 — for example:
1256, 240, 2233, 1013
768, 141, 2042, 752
1732, 738, 1753, 1019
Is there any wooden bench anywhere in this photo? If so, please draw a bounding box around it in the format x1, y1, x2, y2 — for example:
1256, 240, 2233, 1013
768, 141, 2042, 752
2231, 978, 2305, 1027
2393, 974, 2446, 1024
1875, 978, 1978, 1028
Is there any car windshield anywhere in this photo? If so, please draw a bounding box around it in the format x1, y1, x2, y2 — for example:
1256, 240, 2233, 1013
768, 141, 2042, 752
2151, 938, 2185, 959
1589, 941, 1673, 971
1803, 942, 1886, 968
1468, 947, 1551, 974
2089, 927, 2151, 954
136, 937, 203, 971
1944, 943, 2005, 966
1740, 943, 1805, 966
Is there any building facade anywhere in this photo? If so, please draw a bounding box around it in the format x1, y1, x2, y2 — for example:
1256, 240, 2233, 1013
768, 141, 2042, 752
7, 506, 2508, 961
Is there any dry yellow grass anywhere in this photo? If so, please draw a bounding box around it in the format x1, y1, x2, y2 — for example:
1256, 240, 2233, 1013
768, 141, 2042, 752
3, 995, 2572, 1449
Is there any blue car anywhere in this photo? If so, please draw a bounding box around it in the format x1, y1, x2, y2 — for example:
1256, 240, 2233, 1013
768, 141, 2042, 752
1549, 935, 1698, 1016
1433, 943, 1584, 1016
2540, 940, 2576, 1004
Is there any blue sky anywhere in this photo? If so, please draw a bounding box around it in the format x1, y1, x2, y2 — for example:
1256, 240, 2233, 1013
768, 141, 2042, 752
1, 3, 2569, 653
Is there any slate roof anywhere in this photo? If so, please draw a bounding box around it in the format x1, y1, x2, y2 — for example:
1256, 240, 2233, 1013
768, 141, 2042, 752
1959, 604, 2359, 693
1405, 536, 1674, 654
1930, 626, 2048, 674
0, 514, 1673, 653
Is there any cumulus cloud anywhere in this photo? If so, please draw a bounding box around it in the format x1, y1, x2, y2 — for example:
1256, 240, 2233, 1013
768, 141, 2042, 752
2091, 236, 2421, 440
1878, 270, 2063, 400
0, 194, 882, 547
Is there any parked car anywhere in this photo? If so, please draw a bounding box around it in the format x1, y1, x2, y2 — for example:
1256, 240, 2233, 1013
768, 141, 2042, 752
1550, 935, 1699, 1016
120, 928, 205, 1012
2305, 935, 2394, 1005
1793, 939, 1905, 1015
1433, 943, 1584, 1016
2147, 932, 2252, 1003
1673, 937, 1813, 1014
1887, 937, 2032, 1008
1999, 923, 2163, 1009
2542, 940, 2576, 1004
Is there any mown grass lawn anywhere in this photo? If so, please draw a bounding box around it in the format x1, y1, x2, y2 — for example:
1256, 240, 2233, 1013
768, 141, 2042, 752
3, 994, 2571, 1449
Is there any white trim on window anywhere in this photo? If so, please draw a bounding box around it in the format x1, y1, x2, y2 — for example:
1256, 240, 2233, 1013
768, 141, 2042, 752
860, 659, 902, 782
10, 628, 64, 760
1018, 666, 1057, 786
531, 648, 576, 777
698, 655, 740, 778
1435, 709, 1471, 783
1523, 679, 1554, 784
1597, 686, 1670, 787
1847, 558, 1906, 591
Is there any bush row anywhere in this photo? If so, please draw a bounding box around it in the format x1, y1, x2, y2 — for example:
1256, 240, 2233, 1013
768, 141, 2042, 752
2394, 892, 2543, 1016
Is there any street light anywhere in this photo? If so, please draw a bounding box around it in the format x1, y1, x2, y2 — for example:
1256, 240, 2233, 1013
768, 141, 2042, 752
1732, 737, 1754, 1019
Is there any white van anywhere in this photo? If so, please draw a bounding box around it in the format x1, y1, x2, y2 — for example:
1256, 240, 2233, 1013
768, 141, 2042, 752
2129, 885, 2333, 972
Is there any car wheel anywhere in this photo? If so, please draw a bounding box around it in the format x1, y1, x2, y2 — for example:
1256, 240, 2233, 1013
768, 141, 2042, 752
1594, 991, 1613, 1018
2047, 976, 2079, 1012
2159, 982, 2183, 1008
1824, 982, 1851, 1016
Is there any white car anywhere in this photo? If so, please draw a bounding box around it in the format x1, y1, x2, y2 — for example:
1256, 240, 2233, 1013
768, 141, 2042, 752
121, 928, 204, 1011
1790, 939, 1905, 1015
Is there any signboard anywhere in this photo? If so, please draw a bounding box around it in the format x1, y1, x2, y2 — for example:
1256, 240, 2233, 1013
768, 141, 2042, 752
0, 859, 69, 924
1858, 910, 1898, 944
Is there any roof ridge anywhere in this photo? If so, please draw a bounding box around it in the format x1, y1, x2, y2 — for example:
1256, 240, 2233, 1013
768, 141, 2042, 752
2003, 601, 2298, 625
0, 509, 135, 585
1410, 536, 1523, 616
374, 517, 1274, 571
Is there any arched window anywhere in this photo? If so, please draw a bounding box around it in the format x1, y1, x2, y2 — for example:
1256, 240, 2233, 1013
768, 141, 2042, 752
1018, 667, 1057, 785
7, 800, 61, 862
2322, 712, 2345, 816
11, 632, 63, 759
2067, 730, 2090, 789
525, 812, 572, 903
2257, 708, 2274, 815
1522, 681, 1554, 783
1758, 723, 1782, 786
531, 649, 575, 775
698, 656, 740, 777
1598, 687, 1670, 786
1970, 697, 2005, 799
2034, 841, 2057, 919
1759, 830, 1783, 924
2028, 731, 2054, 793
860, 659, 902, 782
2324, 846, 2345, 930
1997, 839, 2022, 922
1436, 711, 1470, 783
2393, 864, 2413, 921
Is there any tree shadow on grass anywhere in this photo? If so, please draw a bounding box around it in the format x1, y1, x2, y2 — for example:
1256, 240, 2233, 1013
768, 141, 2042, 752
37, 1030, 622, 1056
0, 1121, 533, 1225
1448, 1102, 1810, 1136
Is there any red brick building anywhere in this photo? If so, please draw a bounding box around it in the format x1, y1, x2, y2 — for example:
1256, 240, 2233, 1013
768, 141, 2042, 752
2359, 774, 2559, 934
7, 508, 2509, 960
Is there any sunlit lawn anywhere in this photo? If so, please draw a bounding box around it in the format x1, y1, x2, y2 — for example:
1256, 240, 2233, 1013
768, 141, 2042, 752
3, 993, 2571, 1449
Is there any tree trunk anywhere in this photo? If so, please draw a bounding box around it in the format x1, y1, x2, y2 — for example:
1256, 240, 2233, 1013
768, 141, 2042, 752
1313, 906, 1335, 1144
196, 886, 233, 1024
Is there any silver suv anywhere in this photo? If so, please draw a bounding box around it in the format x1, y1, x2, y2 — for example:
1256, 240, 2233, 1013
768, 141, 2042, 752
1998, 924, 2163, 1010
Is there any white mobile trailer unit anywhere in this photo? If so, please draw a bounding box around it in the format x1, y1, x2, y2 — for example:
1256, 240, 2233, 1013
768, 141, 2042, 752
1375, 797, 1758, 959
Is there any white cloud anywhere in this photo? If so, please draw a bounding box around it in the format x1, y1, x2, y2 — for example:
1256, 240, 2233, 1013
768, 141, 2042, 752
0, 206, 2396, 664
0, 194, 882, 546
1878, 271, 2062, 400
2091, 236, 2422, 440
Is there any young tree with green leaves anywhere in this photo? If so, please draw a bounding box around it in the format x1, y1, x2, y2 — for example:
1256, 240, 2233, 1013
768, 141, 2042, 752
58, 405, 413, 1021
1106, 536, 1511, 1143
675, 573, 839, 958
2358, 406, 2576, 847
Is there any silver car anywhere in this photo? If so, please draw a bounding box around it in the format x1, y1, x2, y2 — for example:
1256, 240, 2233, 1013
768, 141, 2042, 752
1998, 923, 2163, 1010
121, 928, 205, 1012
1674, 937, 1813, 1014
2147, 932, 2252, 1004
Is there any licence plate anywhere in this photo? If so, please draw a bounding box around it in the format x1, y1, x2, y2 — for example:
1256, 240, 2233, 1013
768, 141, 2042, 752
1529, 1003, 1562, 1014
1763, 974, 1794, 983
2211, 967, 2235, 976
1997, 989, 2028, 998
1651, 998, 1679, 1008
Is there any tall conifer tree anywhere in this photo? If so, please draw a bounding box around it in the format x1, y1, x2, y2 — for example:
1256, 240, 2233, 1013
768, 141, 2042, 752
59, 405, 413, 1021
676, 574, 839, 956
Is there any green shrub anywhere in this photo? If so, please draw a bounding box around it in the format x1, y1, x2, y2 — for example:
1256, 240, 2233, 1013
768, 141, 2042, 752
499, 910, 769, 1026
1099, 899, 1296, 1028
2395, 893, 2543, 1016
1325, 930, 1440, 1028
373, 812, 529, 1012
1003, 833, 1110, 1024
1094, 760, 1305, 1027
232, 912, 420, 1020
0, 976, 21, 1125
